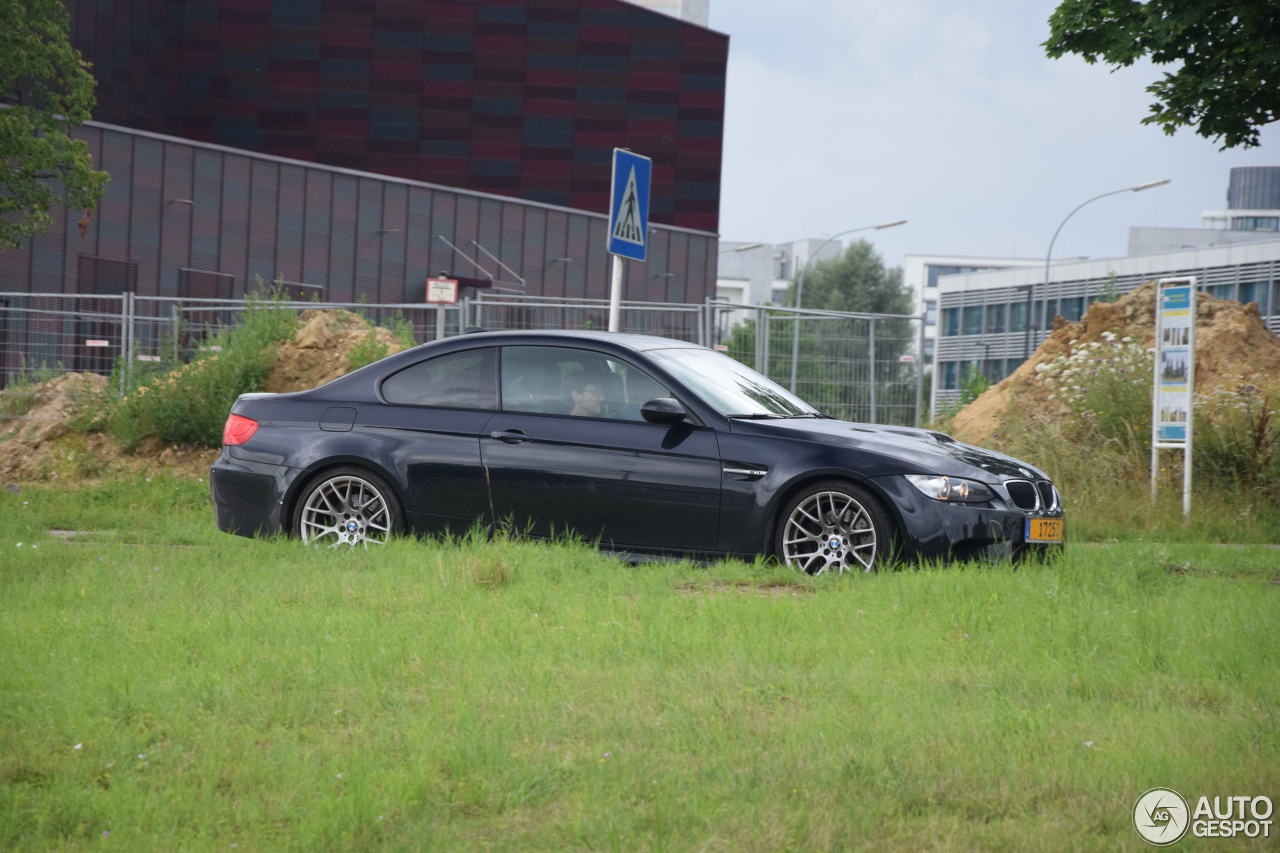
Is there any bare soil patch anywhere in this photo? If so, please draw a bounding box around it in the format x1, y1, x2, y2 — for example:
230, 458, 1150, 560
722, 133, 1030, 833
949, 282, 1280, 445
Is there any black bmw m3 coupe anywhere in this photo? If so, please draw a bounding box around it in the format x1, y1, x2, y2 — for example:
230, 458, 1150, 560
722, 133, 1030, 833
211, 330, 1064, 571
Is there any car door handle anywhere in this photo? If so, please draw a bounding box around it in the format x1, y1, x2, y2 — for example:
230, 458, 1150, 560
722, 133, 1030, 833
490, 429, 531, 444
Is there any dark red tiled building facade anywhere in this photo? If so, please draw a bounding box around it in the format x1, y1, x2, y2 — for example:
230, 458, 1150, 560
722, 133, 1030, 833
69, 0, 726, 232
3, 1, 725, 307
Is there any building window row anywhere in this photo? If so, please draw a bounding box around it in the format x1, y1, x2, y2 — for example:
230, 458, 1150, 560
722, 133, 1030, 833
1204, 280, 1272, 315
942, 296, 1085, 337
940, 280, 1277, 339
938, 358, 1021, 390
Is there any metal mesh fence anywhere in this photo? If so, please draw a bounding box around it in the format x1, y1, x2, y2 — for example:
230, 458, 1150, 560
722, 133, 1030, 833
708, 302, 924, 426
469, 293, 705, 344
1, 291, 923, 428
0, 293, 126, 388
129, 297, 463, 368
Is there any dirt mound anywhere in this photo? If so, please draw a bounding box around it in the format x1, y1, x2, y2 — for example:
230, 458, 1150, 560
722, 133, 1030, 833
1, 310, 411, 484
1, 372, 106, 445
265, 309, 410, 392
0, 431, 218, 483
950, 282, 1280, 445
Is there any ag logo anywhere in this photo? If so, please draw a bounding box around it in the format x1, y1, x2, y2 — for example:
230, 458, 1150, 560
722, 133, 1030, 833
1134, 788, 1190, 845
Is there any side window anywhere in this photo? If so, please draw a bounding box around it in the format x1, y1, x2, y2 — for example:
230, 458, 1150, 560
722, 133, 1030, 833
501, 346, 672, 421
381, 347, 497, 409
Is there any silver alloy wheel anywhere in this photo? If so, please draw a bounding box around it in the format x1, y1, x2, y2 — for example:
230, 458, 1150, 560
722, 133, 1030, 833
299, 475, 391, 547
781, 490, 877, 573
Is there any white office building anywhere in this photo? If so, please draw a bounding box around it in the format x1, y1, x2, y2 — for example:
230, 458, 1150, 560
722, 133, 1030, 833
903, 255, 1038, 363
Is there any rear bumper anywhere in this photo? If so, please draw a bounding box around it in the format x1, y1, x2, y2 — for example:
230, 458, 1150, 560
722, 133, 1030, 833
872, 474, 1064, 561
209, 451, 295, 538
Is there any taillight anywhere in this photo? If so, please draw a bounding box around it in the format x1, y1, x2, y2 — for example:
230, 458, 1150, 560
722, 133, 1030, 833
223, 413, 259, 446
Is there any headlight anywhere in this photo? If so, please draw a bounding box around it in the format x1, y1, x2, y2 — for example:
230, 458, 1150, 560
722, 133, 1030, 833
904, 474, 994, 503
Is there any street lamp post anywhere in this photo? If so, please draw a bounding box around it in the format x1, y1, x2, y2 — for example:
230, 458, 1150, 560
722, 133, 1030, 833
1026, 178, 1171, 358
787, 219, 907, 392
710, 242, 767, 346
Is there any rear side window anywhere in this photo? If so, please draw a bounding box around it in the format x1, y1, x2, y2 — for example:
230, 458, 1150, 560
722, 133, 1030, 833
381, 347, 497, 409
500, 345, 672, 421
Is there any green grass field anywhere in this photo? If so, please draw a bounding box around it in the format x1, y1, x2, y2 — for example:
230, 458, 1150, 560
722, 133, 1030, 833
1, 477, 1277, 850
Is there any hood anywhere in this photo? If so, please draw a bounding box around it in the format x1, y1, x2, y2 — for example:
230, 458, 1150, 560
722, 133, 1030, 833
734, 418, 1050, 482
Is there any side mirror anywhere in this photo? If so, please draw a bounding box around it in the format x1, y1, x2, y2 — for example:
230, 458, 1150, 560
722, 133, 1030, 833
640, 397, 688, 425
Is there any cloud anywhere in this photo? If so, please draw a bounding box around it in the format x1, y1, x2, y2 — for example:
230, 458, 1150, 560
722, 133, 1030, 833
711, 0, 1279, 265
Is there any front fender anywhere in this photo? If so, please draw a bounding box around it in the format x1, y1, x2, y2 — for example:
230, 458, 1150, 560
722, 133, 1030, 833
716, 429, 915, 556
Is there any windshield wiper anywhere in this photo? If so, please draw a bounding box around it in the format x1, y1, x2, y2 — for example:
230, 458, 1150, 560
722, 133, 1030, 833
726, 412, 786, 419
782, 412, 827, 418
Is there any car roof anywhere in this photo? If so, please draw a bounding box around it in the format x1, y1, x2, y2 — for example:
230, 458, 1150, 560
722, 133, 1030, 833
450, 329, 705, 351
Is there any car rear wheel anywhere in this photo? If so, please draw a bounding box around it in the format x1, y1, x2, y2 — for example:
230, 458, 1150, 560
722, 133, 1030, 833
775, 480, 892, 574
293, 466, 402, 547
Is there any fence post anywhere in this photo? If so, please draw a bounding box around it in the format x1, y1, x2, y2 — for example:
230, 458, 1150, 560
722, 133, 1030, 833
121, 292, 134, 395
787, 310, 800, 392
747, 307, 757, 371
171, 302, 181, 365
868, 318, 877, 423
914, 314, 926, 426
117, 295, 126, 397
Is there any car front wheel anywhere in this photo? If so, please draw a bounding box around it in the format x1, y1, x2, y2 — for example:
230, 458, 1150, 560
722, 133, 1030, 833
775, 480, 893, 574
293, 466, 403, 547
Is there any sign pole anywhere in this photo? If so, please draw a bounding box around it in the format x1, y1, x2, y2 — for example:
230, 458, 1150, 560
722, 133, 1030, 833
605, 148, 652, 334
426, 275, 459, 341
608, 255, 624, 332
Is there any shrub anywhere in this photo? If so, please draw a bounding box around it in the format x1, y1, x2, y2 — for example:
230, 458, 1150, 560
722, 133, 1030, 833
381, 310, 416, 349
989, 333, 1280, 540
108, 294, 299, 449
1195, 383, 1280, 498
346, 329, 391, 372
1034, 331, 1153, 445
346, 312, 416, 372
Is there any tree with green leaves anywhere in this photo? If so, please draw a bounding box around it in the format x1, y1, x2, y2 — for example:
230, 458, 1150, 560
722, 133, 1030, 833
778, 239, 912, 316
1, 0, 108, 250
724, 240, 918, 424
1044, 0, 1280, 149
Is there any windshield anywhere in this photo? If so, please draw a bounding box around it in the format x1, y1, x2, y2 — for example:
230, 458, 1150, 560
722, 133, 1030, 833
647, 348, 820, 417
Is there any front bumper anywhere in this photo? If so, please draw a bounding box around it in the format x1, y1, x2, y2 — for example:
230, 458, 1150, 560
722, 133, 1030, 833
209, 450, 297, 538
872, 474, 1064, 561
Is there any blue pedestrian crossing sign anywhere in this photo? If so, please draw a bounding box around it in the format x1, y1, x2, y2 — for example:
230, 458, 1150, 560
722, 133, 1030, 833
607, 148, 651, 261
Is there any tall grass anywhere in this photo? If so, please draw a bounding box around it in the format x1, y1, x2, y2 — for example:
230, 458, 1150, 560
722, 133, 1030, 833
1, 479, 1277, 850
975, 338, 1280, 543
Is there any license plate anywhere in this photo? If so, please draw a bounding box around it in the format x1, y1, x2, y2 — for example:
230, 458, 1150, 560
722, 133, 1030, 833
1025, 517, 1063, 543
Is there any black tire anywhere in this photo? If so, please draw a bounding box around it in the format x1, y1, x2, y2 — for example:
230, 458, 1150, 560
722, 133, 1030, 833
291, 465, 404, 547
774, 479, 895, 574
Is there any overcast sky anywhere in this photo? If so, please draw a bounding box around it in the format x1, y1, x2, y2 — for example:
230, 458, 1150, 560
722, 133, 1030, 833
706, 0, 1279, 270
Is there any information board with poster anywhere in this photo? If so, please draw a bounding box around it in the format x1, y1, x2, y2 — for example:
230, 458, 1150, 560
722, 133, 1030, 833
1151, 276, 1196, 516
